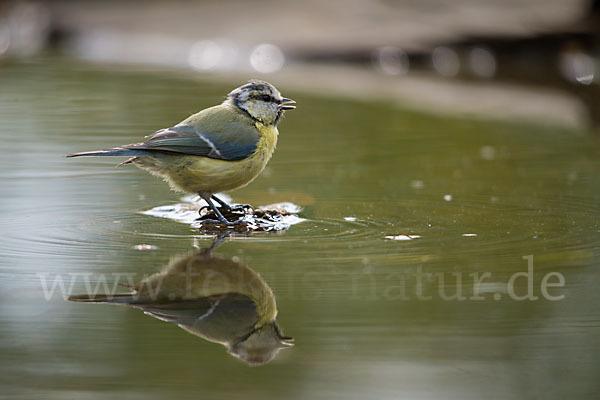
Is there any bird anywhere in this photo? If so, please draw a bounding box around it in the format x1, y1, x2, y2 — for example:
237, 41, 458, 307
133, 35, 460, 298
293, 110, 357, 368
68, 235, 294, 366
66, 80, 295, 225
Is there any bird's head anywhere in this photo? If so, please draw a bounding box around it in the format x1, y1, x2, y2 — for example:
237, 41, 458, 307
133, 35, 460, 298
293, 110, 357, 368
228, 321, 294, 366
226, 80, 295, 125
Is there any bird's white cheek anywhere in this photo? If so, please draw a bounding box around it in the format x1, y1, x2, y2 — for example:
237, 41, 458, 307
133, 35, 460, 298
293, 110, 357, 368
246, 103, 275, 124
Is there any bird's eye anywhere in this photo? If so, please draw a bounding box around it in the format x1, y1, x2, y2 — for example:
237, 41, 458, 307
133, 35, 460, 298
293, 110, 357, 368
261, 94, 271, 102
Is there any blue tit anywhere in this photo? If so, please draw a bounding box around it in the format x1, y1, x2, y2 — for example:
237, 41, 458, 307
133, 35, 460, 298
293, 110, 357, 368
66, 80, 295, 225
68, 238, 293, 366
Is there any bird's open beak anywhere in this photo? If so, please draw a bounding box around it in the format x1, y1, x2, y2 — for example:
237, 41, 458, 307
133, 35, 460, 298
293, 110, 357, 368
279, 97, 296, 110
279, 336, 295, 348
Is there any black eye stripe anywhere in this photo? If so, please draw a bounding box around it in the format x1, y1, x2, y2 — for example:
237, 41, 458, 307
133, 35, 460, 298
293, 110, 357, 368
251, 94, 275, 102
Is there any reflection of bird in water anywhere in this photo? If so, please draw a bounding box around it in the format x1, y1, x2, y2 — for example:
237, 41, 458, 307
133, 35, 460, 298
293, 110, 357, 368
68, 235, 293, 365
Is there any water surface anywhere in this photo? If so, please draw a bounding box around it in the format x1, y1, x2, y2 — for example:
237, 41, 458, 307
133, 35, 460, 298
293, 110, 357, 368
1, 59, 599, 399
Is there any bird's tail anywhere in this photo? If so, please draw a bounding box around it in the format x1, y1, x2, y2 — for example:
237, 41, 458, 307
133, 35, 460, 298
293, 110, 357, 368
67, 293, 136, 304
65, 148, 148, 158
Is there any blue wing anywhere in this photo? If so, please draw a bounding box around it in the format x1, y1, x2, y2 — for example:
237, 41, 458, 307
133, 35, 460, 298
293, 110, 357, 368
67, 105, 260, 161
139, 293, 259, 342
125, 122, 259, 161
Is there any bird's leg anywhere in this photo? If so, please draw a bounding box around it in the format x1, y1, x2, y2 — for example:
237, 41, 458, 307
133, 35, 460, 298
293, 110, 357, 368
212, 194, 254, 213
199, 192, 230, 224
198, 192, 246, 226
201, 231, 230, 256
211, 195, 233, 212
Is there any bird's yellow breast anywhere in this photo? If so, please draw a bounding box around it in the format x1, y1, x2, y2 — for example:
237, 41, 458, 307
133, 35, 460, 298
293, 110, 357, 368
137, 122, 278, 194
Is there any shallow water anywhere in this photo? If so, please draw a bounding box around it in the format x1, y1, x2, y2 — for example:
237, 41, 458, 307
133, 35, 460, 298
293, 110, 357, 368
1, 59, 600, 399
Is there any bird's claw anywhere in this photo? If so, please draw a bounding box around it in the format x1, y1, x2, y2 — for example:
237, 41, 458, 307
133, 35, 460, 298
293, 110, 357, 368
219, 203, 254, 214
199, 205, 212, 214
197, 195, 253, 231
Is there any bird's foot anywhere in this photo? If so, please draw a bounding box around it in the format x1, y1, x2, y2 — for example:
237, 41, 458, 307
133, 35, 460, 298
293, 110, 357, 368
198, 205, 213, 215
199, 203, 253, 220
223, 203, 254, 213
210, 195, 253, 214
197, 208, 247, 225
